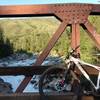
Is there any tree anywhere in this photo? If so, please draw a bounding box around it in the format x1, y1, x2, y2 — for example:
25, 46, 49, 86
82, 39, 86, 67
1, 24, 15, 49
0, 26, 13, 58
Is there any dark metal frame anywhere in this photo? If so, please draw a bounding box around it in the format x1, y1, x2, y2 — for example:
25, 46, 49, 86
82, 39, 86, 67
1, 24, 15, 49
0, 3, 100, 93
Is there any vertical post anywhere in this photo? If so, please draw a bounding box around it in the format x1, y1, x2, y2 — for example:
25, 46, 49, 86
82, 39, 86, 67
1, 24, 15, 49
71, 24, 80, 53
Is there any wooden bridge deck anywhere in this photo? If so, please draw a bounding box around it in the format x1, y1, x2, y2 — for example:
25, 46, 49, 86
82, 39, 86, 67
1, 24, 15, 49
0, 93, 95, 100
0, 65, 99, 100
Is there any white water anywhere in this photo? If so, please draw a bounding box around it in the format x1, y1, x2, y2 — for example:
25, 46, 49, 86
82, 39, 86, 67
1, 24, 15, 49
0, 53, 62, 92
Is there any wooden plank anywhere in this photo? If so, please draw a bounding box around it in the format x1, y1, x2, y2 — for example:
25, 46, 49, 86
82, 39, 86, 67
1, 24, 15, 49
0, 92, 75, 100
0, 64, 99, 75
0, 93, 95, 100
0, 66, 50, 75
82, 96, 94, 100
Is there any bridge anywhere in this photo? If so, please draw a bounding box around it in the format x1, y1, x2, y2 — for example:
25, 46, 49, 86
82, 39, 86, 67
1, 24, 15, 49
0, 1, 100, 100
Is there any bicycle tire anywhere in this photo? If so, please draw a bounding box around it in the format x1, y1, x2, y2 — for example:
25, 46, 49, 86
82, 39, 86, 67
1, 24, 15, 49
39, 66, 66, 98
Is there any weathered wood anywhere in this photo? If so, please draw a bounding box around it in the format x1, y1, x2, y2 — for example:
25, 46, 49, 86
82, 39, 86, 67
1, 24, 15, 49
82, 96, 94, 100
0, 93, 95, 100
0, 64, 99, 75
0, 92, 76, 100
0, 66, 50, 75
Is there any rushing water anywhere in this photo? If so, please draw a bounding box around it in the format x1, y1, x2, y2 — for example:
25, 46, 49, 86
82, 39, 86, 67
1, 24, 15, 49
0, 53, 63, 92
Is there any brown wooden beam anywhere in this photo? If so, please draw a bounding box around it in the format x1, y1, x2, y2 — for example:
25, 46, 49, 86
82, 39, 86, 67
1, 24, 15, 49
0, 65, 99, 76
0, 92, 75, 100
0, 93, 94, 100
0, 66, 50, 75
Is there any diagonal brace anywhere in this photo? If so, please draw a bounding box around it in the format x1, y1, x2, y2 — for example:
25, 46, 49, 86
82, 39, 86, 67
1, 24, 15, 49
15, 21, 68, 92
84, 20, 100, 49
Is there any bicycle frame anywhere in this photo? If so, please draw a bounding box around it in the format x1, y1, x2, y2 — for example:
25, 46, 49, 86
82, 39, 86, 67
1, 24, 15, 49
66, 56, 100, 91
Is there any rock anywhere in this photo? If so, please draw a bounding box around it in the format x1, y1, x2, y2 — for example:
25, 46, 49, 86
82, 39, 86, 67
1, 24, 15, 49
0, 63, 9, 67
0, 53, 64, 92
11, 53, 31, 61
0, 78, 4, 83
0, 78, 13, 93
30, 76, 40, 89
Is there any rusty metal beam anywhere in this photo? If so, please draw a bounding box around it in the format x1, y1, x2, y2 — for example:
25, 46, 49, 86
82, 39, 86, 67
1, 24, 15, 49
84, 20, 100, 49
35, 22, 68, 65
4, 4, 100, 92
0, 4, 99, 17
0, 3, 99, 93
0, 5, 52, 15
0, 66, 50, 75
15, 21, 68, 93
71, 24, 80, 53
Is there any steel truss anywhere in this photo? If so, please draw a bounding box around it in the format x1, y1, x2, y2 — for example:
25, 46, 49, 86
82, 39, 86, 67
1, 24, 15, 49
0, 3, 100, 93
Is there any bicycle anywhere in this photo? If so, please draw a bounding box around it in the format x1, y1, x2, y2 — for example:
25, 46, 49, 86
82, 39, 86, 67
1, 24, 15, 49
39, 45, 100, 99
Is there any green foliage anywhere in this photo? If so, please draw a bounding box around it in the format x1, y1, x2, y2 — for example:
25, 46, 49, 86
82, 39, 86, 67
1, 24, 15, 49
0, 26, 13, 58
15, 49, 32, 56
0, 16, 99, 64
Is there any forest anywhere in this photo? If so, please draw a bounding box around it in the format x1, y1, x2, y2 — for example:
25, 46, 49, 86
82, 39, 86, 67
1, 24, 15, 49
0, 16, 100, 64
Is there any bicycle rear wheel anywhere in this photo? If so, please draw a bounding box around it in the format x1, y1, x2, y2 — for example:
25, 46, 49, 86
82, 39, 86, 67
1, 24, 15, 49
39, 66, 72, 98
